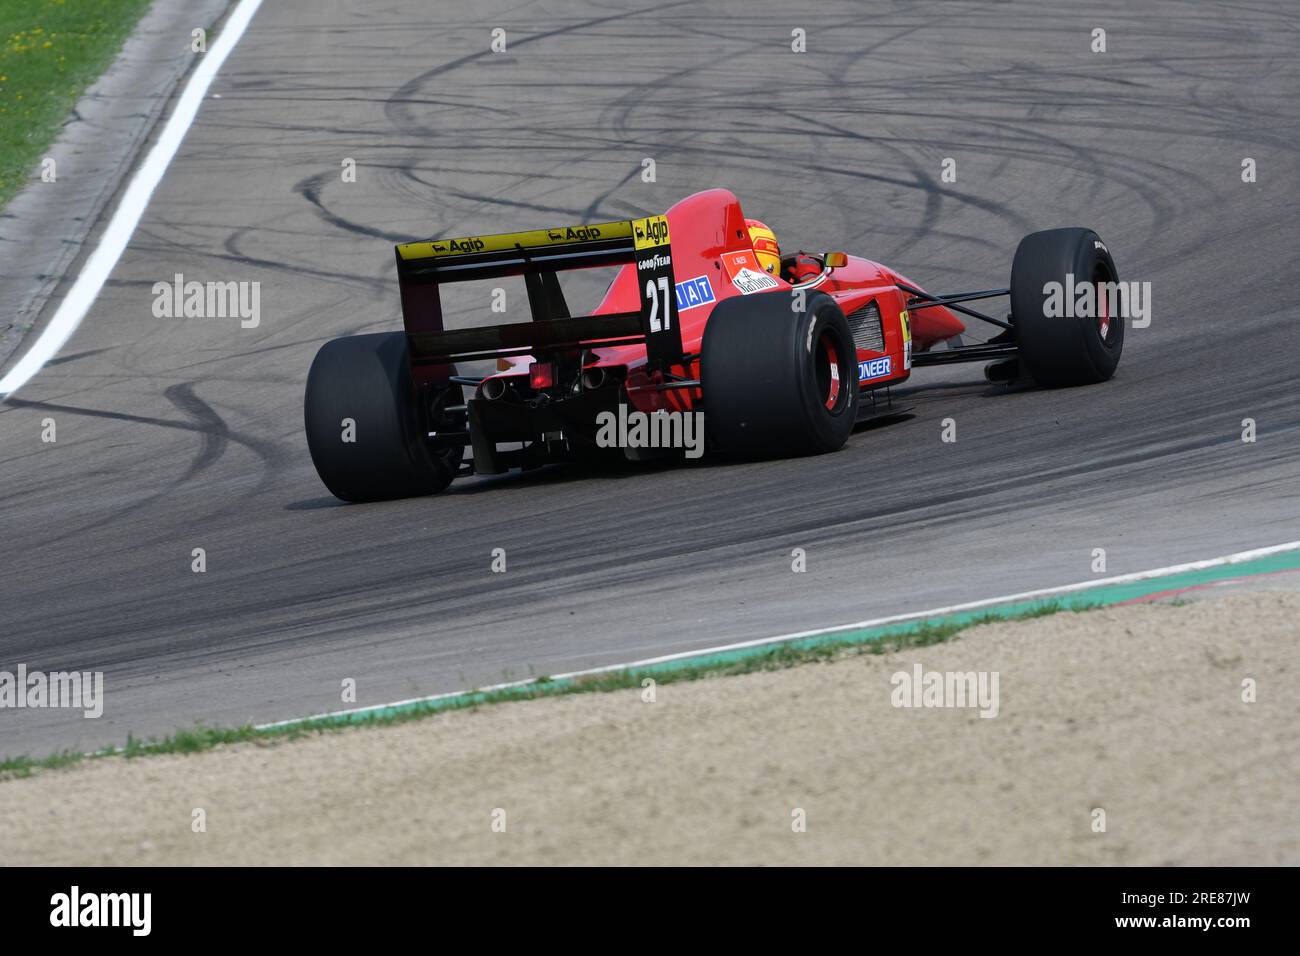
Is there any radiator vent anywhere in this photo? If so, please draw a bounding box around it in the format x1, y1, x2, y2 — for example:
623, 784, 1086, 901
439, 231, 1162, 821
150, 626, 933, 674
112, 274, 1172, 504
847, 299, 884, 352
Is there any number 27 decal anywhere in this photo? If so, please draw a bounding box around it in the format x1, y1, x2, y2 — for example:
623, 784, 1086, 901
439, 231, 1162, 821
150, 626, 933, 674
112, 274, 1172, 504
644, 277, 671, 333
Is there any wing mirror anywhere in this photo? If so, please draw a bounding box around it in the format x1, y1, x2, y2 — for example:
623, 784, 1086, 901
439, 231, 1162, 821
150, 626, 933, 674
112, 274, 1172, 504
824, 252, 848, 270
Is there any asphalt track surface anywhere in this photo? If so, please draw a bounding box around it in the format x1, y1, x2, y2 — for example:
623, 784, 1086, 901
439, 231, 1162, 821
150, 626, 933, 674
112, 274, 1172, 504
2, 0, 1297, 757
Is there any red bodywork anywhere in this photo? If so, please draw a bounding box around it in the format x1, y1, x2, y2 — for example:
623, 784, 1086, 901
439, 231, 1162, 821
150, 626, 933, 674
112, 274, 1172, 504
485, 188, 964, 413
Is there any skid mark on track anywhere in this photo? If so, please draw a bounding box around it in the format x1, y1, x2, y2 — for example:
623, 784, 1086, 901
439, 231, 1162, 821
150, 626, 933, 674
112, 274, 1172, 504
284, 2, 699, 244
163, 383, 230, 480
4, 387, 291, 546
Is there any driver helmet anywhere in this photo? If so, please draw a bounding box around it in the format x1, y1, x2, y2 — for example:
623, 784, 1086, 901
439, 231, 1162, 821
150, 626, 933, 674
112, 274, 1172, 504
745, 218, 781, 275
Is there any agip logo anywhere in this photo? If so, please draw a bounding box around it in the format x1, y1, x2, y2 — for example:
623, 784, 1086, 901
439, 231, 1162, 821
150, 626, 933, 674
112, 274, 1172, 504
634, 215, 670, 249
547, 225, 606, 242
445, 237, 487, 254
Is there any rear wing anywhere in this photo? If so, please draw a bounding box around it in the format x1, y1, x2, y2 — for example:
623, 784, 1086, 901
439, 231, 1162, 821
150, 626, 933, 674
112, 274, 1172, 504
395, 214, 683, 381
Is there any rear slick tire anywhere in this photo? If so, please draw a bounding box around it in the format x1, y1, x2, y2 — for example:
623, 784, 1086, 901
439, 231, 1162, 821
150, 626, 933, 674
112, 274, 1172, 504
304, 331, 456, 502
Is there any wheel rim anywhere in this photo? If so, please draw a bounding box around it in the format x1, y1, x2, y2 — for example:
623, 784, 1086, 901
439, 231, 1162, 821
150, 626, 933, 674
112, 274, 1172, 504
425, 385, 467, 470
1092, 261, 1117, 346
815, 331, 845, 412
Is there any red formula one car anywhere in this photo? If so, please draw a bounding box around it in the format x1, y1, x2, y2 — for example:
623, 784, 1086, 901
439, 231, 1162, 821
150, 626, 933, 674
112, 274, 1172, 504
305, 188, 1122, 501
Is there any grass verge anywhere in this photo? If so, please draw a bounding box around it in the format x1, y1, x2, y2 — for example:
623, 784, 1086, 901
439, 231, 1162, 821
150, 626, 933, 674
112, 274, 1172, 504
0, 598, 1083, 781
0, 0, 155, 209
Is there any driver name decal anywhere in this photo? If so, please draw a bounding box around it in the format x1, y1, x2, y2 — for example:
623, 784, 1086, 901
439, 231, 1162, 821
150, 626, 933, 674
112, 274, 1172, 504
722, 249, 780, 294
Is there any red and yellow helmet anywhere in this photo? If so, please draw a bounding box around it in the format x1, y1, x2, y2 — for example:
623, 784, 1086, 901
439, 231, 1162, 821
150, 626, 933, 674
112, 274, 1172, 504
745, 218, 781, 275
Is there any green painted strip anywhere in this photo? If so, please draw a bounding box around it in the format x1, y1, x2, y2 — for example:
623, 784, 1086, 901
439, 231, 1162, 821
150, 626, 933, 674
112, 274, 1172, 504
270, 549, 1300, 733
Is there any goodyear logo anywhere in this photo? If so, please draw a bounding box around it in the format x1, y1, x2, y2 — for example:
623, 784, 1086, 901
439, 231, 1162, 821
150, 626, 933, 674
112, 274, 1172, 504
675, 275, 715, 311
633, 215, 670, 250
859, 356, 893, 381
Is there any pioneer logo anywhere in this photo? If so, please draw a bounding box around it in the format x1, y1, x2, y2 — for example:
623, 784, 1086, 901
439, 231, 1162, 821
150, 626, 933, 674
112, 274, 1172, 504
858, 356, 892, 381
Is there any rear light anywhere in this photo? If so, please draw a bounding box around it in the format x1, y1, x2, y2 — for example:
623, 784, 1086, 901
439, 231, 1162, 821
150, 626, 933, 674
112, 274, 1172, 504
529, 361, 554, 391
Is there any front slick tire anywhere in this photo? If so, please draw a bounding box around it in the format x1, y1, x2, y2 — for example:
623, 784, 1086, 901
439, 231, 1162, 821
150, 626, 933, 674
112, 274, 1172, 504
1010, 227, 1123, 387
702, 289, 859, 457
304, 331, 456, 502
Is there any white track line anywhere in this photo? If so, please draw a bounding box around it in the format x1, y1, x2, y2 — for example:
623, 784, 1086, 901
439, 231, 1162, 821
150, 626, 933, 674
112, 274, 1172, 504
259, 537, 1300, 730
0, 0, 265, 399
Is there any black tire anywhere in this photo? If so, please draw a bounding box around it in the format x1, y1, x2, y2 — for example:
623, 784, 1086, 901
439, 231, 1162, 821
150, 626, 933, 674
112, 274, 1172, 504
304, 331, 459, 502
702, 289, 859, 457
1010, 227, 1123, 386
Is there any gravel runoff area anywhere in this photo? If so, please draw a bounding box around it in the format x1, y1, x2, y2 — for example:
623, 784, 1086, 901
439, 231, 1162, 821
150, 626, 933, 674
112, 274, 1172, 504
1, 592, 1296, 865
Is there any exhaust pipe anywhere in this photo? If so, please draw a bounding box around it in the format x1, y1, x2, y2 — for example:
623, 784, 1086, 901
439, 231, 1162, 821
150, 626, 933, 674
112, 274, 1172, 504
479, 377, 508, 401
581, 367, 609, 391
